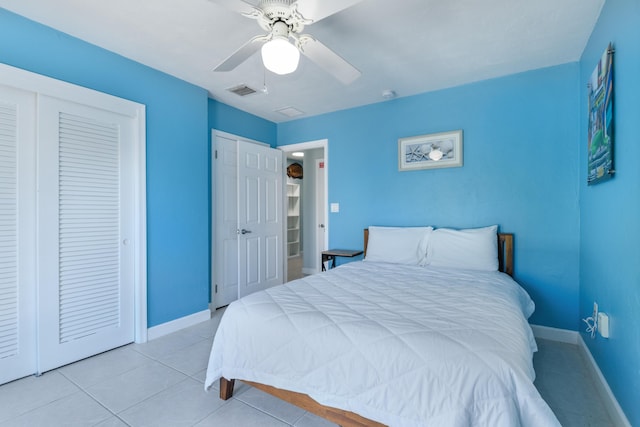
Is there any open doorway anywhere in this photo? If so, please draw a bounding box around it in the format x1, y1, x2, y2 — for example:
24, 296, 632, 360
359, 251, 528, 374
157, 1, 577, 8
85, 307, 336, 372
279, 140, 328, 281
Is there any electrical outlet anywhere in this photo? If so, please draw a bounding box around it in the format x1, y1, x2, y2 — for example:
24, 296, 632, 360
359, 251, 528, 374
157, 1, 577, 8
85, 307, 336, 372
592, 301, 598, 320
597, 312, 610, 338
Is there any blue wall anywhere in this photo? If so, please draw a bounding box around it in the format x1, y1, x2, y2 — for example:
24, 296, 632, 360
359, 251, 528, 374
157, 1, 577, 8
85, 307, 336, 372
279, 64, 581, 330
208, 99, 277, 146
5, 6, 637, 422
579, 0, 640, 424
0, 9, 210, 327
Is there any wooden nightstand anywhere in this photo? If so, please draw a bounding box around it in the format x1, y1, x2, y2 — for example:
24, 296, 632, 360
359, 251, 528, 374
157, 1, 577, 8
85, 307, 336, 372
321, 249, 364, 271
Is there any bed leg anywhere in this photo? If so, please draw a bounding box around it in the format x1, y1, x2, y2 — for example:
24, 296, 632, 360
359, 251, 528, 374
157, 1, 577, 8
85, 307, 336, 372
220, 377, 235, 400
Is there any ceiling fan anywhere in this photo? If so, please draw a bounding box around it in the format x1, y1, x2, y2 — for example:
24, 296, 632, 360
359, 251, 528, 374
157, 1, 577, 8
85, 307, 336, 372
211, 0, 363, 84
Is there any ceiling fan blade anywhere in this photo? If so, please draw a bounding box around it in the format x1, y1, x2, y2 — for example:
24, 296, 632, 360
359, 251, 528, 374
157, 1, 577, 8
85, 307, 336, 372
210, 0, 257, 16
214, 35, 268, 71
296, 0, 364, 23
299, 37, 361, 85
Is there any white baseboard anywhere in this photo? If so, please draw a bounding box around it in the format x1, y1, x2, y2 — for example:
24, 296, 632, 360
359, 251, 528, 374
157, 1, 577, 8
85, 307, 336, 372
530, 324, 579, 344
577, 335, 631, 427
147, 309, 211, 341
531, 324, 630, 426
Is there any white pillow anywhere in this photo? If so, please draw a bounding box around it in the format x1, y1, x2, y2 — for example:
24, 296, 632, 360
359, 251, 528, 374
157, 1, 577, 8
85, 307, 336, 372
365, 226, 433, 265
426, 225, 498, 271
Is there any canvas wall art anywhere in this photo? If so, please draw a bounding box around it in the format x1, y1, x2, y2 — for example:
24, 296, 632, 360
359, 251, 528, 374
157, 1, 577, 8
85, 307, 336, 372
587, 43, 614, 185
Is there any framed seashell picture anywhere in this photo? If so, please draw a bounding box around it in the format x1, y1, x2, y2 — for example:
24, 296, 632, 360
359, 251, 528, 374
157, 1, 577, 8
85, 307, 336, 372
398, 130, 463, 171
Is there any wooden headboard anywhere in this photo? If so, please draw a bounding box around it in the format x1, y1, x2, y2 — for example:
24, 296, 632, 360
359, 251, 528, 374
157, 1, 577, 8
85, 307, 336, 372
363, 229, 514, 277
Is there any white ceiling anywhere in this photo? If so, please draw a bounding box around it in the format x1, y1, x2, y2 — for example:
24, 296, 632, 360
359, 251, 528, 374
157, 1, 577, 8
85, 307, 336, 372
0, 0, 604, 123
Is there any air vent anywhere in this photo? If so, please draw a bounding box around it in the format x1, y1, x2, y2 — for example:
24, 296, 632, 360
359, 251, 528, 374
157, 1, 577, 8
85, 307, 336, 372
227, 84, 258, 96
275, 106, 305, 118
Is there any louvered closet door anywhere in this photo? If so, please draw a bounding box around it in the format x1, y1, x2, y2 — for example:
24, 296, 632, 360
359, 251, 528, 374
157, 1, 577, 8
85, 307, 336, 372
37, 96, 134, 373
0, 85, 37, 384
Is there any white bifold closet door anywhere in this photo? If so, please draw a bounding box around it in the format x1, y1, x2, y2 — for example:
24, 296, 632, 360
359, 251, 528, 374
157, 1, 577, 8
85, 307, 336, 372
37, 96, 135, 373
0, 85, 38, 385
0, 83, 136, 383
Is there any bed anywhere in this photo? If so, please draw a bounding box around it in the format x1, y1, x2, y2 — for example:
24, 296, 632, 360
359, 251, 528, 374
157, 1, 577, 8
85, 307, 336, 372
205, 226, 560, 427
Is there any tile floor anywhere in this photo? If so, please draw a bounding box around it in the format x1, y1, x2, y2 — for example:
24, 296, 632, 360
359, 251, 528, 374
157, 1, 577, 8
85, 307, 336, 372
287, 255, 305, 281
533, 339, 615, 426
0, 310, 615, 427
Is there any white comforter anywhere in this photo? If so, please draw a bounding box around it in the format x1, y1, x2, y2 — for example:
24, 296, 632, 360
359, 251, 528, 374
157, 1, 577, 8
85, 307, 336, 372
205, 261, 559, 427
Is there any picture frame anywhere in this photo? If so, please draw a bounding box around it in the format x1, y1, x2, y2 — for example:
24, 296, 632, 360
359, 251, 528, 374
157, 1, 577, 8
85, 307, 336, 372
398, 130, 463, 171
587, 43, 614, 185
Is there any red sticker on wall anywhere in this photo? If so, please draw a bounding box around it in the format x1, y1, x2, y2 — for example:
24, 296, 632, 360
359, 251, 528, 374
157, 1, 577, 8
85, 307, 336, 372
319, 162, 324, 168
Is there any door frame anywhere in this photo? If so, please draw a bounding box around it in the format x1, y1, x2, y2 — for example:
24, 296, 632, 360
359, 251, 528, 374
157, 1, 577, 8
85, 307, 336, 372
0, 62, 148, 344
315, 158, 326, 272
278, 139, 328, 275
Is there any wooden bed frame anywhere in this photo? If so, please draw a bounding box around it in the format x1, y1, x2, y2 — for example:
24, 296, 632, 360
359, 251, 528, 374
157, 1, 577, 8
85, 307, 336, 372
219, 229, 515, 427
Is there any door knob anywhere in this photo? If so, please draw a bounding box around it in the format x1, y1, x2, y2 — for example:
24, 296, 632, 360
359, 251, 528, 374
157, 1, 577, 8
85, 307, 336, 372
318, 224, 325, 228
239, 229, 252, 234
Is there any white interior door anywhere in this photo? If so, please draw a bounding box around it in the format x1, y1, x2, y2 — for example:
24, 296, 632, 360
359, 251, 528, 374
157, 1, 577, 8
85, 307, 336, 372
315, 159, 326, 271
36, 95, 135, 373
237, 140, 284, 297
0, 85, 38, 384
213, 136, 239, 308
213, 133, 284, 306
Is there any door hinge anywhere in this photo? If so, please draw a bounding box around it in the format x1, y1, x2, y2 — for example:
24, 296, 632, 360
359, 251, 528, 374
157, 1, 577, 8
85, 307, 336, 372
215, 149, 218, 159
215, 284, 218, 293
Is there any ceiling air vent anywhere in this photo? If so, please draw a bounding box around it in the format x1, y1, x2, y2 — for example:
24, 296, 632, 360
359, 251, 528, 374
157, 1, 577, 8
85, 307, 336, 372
275, 106, 305, 118
227, 84, 258, 97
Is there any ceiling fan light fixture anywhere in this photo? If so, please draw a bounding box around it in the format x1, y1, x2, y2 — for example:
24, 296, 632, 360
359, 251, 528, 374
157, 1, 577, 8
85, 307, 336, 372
261, 36, 300, 75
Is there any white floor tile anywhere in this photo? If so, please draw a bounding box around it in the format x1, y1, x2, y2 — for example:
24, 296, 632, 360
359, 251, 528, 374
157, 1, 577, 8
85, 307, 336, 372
0, 371, 80, 423
85, 359, 187, 413
2, 391, 112, 427
119, 377, 227, 427
534, 339, 588, 376
191, 368, 208, 384
236, 386, 307, 424
93, 416, 130, 427
534, 339, 614, 424
554, 407, 616, 427
184, 313, 225, 339
58, 345, 152, 389
294, 412, 339, 427
193, 399, 289, 427
155, 338, 213, 376
131, 329, 206, 360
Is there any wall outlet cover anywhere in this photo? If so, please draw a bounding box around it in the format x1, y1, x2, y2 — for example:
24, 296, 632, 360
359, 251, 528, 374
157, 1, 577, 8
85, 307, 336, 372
597, 312, 610, 338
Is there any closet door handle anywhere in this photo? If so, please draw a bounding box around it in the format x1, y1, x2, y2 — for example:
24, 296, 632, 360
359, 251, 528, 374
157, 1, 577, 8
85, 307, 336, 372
239, 229, 252, 235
